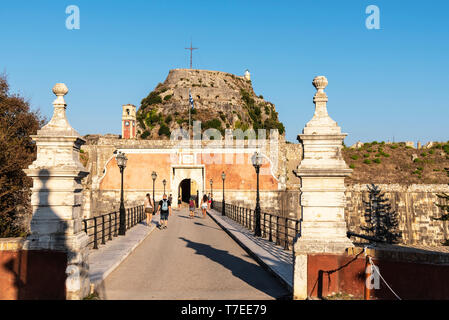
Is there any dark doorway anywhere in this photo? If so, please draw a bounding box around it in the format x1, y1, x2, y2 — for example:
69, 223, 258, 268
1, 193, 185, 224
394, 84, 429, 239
180, 179, 191, 203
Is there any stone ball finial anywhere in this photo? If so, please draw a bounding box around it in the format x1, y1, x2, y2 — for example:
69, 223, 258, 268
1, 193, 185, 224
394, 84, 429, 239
52, 83, 68, 106
312, 76, 328, 92
53, 83, 68, 97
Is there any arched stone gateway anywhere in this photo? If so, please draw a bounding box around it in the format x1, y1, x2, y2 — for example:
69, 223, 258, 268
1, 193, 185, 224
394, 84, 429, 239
88, 145, 300, 217
172, 166, 204, 207
179, 179, 198, 203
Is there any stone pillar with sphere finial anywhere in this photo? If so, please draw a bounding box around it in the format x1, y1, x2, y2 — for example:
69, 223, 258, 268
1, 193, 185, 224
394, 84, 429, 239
23, 83, 90, 300
292, 76, 354, 299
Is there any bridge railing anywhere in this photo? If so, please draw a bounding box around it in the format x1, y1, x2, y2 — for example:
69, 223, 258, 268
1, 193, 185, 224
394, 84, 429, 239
83, 205, 145, 249
211, 201, 300, 251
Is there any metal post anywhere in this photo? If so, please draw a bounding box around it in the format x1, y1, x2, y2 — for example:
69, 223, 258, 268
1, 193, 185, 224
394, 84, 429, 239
269, 215, 273, 242
101, 215, 106, 245
119, 167, 126, 235
108, 214, 112, 241
276, 216, 280, 245
254, 166, 261, 237
365, 257, 371, 300
93, 218, 98, 250
284, 218, 289, 250
153, 179, 156, 215
114, 212, 118, 237
222, 176, 225, 216
263, 213, 266, 237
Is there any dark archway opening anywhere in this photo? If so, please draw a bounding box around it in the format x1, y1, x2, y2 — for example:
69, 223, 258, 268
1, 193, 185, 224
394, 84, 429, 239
179, 179, 191, 203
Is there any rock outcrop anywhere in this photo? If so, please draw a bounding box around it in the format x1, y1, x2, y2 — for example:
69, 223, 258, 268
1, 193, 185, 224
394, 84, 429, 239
136, 69, 285, 139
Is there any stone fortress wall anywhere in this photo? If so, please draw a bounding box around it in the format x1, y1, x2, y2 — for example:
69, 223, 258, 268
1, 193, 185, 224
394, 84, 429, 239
81, 134, 449, 246
346, 184, 449, 246
80, 134, 303, 220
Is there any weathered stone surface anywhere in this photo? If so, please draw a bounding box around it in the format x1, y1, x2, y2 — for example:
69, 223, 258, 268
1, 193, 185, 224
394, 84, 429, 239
294, 76, 353, 255
345, 184, 449, 246
23, 84, 90, 300
405, 141, 415, 148
137, 69, 284, 139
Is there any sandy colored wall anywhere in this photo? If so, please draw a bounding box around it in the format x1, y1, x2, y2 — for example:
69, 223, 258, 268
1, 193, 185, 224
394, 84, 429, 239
345, 184, 449, 246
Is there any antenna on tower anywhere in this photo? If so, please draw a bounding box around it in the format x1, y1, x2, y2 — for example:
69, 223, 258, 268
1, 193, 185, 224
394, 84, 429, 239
185, 40, 198, 69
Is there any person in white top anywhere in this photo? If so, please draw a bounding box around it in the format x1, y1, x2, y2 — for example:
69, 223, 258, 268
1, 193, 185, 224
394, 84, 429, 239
144, 193, 154, 226
201, 194, 208, 219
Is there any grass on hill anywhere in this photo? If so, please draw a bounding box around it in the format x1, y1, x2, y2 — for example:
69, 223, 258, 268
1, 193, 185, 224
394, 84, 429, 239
343, 141, 449, 184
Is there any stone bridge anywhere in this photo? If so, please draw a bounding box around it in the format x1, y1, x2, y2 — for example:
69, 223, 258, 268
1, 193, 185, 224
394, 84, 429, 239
4, 76, 447, 300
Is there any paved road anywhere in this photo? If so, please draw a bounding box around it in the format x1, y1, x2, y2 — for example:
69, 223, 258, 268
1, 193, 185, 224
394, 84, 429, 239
100, 207, 289, 300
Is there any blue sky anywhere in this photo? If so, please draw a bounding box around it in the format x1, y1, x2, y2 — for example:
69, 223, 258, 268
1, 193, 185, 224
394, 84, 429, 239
1, 0, 448, 145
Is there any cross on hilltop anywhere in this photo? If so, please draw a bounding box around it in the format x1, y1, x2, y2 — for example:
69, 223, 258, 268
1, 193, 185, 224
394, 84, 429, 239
185, 40, 198, 69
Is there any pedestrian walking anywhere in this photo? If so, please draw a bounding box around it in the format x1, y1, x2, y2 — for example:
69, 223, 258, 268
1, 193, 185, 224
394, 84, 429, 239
157, 194, 172, 229
189, 197, 195, 219
178, 194, 182, 209
144, 193, 153, 227
201, 194, 208, 219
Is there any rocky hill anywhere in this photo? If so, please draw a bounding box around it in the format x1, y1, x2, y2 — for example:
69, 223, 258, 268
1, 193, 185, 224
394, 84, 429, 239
343, 141, 449, 184
136, 69, 285, 139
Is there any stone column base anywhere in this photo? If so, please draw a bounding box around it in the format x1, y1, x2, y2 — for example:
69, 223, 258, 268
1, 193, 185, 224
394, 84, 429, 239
294, 237, 354, 255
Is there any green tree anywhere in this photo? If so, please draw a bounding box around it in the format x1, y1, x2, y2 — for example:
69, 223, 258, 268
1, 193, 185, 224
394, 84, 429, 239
158, 124, 171, 137
361, 184, 402, 244
0, 75, 45, 237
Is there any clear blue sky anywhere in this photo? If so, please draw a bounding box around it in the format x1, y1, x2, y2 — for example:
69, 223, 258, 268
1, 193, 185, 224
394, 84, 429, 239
1, 0, 448, 145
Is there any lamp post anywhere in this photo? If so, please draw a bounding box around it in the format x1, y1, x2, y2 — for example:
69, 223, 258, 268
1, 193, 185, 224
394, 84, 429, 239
116, 151, 128, 236
252, 152, 262, 237
209, 178, 213, 209
152, 171, 157, 214
163, 179, 167, 195
221, 172, 226, 216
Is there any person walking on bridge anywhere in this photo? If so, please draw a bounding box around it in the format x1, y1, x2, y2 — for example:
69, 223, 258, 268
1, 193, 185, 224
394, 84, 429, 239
201, 194, 208, 219
144, 193, 154, 227
157, 194, 172, 229
189, 196, 195, 219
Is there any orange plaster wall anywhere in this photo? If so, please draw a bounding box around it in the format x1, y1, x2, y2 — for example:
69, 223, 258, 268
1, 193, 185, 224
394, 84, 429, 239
100, 154, 173, 190
100, 152, 278, 191
202, 153, 277, 190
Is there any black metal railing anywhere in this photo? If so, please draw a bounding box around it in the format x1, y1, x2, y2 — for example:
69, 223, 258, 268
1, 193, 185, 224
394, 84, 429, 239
211, 201, 300, 251
83, 205, 145, 249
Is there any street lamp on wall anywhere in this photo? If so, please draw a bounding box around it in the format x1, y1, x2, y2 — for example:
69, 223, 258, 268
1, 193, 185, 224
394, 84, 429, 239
252, 151, 263, 237
221, 172, 226, 216
116, 151, 128, 236
151, 171, 157, 214
163, 179, 167, 195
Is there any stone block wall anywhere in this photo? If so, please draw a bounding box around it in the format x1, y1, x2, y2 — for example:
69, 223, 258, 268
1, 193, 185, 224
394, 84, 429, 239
345, 184, 449, 246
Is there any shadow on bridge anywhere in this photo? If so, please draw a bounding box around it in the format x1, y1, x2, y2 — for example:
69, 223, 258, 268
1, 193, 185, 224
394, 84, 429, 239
179, 236, 288, 299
